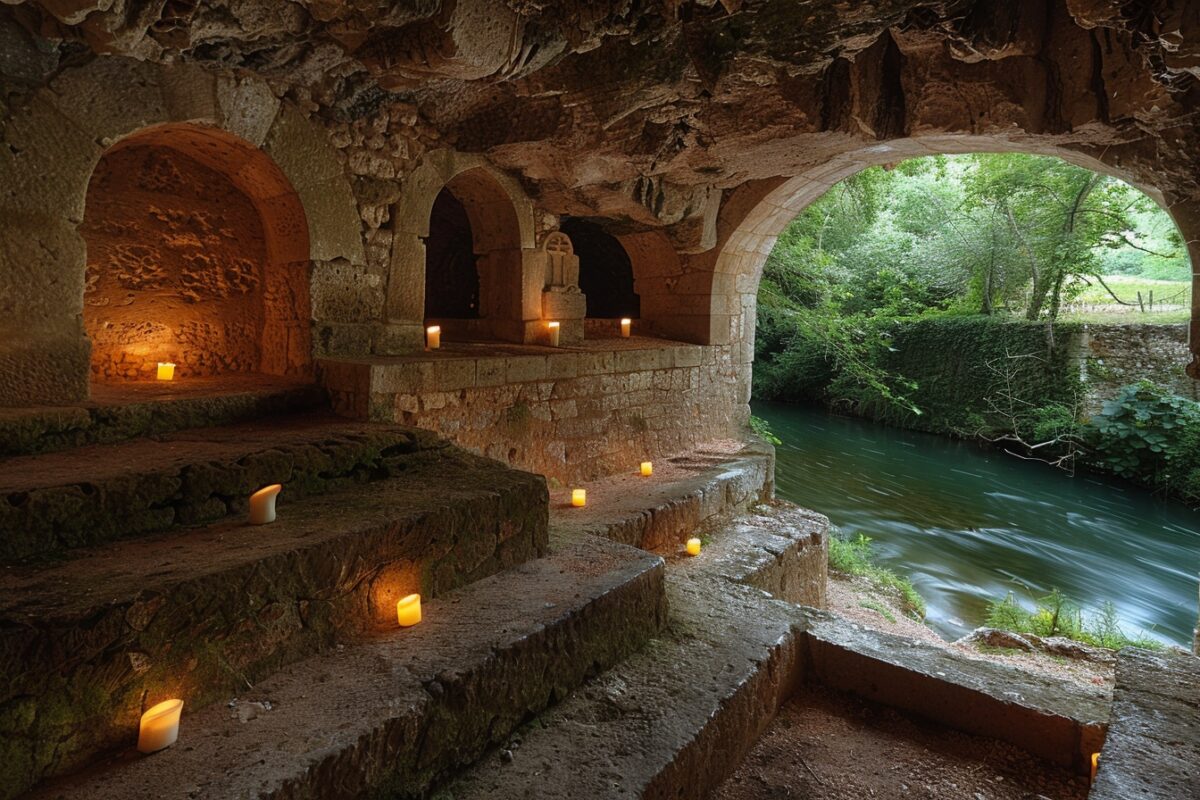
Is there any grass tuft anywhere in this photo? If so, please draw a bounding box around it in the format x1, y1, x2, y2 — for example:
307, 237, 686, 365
829, 532, 926, 621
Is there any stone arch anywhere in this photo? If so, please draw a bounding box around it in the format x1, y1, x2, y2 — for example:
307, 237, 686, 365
0, 57, 363, 406
679, 135, 1192, 422
82, 124, 313, 381
387, 150, 540, 345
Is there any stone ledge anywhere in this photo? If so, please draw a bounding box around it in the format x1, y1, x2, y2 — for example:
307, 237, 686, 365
0, 377, 325, 457
0, 413, 446, 562
25, 535, 664, 800
801, 610, 1110, 773
1, 449, 549, 797
674, 501, 828, 607
1089, 648, 1200, 799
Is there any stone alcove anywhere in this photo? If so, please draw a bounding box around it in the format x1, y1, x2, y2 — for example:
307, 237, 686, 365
422, 167, 524, 340
81, 125, 312, 382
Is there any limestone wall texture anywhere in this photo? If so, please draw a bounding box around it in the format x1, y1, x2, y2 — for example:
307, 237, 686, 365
1078, 323, 1199, 414
5, 0, 1200, 453
318, 342, 741, 483
83, 144, 269, 379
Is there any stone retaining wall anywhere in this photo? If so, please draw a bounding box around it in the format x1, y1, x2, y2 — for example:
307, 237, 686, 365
318, 340, 742, 483
1078, 323, 1198, 414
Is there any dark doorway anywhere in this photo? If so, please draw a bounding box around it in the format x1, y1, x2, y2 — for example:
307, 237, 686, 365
560, 218, 640, 319
424, 188, 480, 319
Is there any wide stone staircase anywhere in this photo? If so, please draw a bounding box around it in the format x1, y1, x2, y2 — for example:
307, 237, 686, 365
5, 380, 1192, 799
2, 382, 778, 799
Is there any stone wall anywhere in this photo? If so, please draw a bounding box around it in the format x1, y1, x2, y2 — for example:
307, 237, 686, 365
1077, 323, 1198, 414
318, 340, 742, 483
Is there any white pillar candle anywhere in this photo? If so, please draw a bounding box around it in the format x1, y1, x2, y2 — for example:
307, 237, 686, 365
397, 593, 422, 627
547, 321, 560, 347
137, 699, 183, 754
640, 461, 653, 477
426, 325, 441, 349
156, 362, 176, 381
620, 318, 632, 338
686, 538, 702, 556
571, 488, 586, 507
249, 484, 282, 525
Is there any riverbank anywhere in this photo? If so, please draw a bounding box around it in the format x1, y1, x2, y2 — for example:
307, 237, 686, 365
826, 570, 1116, 696
755, 401, 1199, 648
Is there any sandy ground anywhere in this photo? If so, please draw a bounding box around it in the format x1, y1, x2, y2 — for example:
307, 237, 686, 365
714, 684, 1090, 800
826, 574, 1115, 697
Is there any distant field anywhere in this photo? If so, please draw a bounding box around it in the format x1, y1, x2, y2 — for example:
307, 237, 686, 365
1062, 275, 1190, 319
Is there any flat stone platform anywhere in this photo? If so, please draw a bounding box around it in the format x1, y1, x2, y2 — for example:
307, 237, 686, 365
26, 534, 665, 800
1, 442, 548, 796
1089, 648, 1200, 799
0, 375, 324, 456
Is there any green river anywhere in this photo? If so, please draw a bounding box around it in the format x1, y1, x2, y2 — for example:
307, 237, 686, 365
754, 400, 1200, 646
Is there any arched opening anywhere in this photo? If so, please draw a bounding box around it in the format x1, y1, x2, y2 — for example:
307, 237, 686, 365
559, 218, 640, 320
743, 148, 1196, 650
80, 124, 312, 384
424, 188, 480, 319
422, 167, 524, 341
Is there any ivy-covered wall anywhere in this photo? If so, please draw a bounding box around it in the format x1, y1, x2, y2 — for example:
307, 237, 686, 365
867, 317, 1083, 435
756, 316, 1085, 437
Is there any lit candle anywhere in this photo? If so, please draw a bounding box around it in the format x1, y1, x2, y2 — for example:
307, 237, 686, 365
137, 698, 183, 754
397, 593, 422, 627
686, 538, 701, 556
1091, 752, 1100, 782
426, 325, 441, 350
640, 461, 653, 477
156, 362, 176, 381
621, 318, 632, 338
248, 484, 282, 525
571, 488, 586, 507
547, 321, 560, 347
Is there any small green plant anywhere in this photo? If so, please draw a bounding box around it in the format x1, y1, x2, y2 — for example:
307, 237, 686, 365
985, 589, 1163, 651
749, 415, 782, 445
828, 532, 926, 620
858, 599, 897, 624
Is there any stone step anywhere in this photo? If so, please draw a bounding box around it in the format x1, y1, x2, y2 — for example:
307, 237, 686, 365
24, 534, 666, 800
1088, 648, 1200, 799
0, 376, 326, 457
448, 503, 826, 799
0, 446, 549, 798
551, 437, 775, 552
0, 412, 449, 562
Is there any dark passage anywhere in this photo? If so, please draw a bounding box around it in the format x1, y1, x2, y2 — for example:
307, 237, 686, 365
561, 218, 640, 319
425, 188, 479, 319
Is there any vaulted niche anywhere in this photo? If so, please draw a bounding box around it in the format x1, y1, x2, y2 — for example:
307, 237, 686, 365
81, 125, 312, 383
422, 167, 525, 341
424, 188, 481, 319
560, 218, 640, 319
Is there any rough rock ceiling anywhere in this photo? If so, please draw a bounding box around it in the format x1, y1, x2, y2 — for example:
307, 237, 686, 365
3, 0, 1199, 231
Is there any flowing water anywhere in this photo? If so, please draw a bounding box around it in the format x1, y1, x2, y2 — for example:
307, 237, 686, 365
754, 400, 1200, 646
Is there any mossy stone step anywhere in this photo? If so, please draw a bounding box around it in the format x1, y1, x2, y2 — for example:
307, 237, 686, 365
0, 413, 446, 562
0, 377, 326, 457
24, 534, 665, 800
0, 444, 549, 798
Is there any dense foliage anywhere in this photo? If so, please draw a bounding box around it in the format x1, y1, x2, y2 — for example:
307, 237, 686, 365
755, 153, 1188, 444
1086, 381, 1200, 502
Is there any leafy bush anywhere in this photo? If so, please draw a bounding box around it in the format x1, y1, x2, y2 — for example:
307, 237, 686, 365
1086, 381, 1200, 501
985, 590, 1162, 650
748, 415, 782, 446
828, 532, 926, 620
